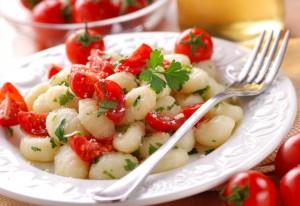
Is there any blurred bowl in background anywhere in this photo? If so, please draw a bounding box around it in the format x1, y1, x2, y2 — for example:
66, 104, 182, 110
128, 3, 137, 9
0, 0, 170, 49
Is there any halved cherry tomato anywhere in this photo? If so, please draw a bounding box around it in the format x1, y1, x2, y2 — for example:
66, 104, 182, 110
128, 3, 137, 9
280, 166, 300, 206
222, 170, 277, 206
69, 135, 113, 162
21, 0, 42, 10
48, 64, 63, 79
18, 111, 48, 136
115, 43, 153, 75
182, 103, 207, 125
87, 49, 114, 77
70, 64, 104, 98
175, 27, 213, 63
0, 83, 28, 126
94, 80, 125, 124
145, 112, 186, 132
65, 26, 105, 64
275, 134, 300, 178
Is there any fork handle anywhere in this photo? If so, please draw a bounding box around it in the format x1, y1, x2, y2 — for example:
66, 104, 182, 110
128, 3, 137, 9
93, 92, 231, 203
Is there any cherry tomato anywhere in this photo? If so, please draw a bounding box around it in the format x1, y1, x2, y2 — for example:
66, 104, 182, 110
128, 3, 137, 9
116, 0, 148, 14
18, 111, 48, 136
70, 64, 104, 98
115, 43, 153, 75
94, 80, 125, 124
280, 166, 300, 206
222, 170, 277, 206
175, 27, 213, 63
48, 64, 63, 79
145, 112, 186, 132
21, 0, 42, 10
275, 134, 300, 178
0, 83, 28, 126
69, 135, 113, 162
65, 26, 105, 64
181, 103, 208, 126
87, 49, 114, 77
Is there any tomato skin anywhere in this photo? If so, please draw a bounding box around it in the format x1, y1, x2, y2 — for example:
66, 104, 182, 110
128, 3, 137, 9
175, 27, 213, 63
65, 29, 105, 64
222, 170, 277, 206
280, 166, 300, 206
275, 134, 300, 178
182, 103, 208, 126
87, 49, 115, 77
18, 111, 48, 136
69, 135, 113, 162
70, 64, 103, 98
94, 80, 125, 124
115, 43, 153, 75
48, 64, 63, 79
115, 0, 148, 14
145, 112, 186, 132
32, 0, 68, 23
21, 0, 42, 10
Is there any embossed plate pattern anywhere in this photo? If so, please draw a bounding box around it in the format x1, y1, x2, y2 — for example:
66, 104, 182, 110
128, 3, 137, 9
0, 33, 297, 206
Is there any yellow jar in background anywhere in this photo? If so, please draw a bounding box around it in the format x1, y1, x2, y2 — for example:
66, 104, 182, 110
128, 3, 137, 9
177, 0, 285, 42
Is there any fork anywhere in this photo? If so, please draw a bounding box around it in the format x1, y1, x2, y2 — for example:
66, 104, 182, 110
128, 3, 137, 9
93, 30, 290, 203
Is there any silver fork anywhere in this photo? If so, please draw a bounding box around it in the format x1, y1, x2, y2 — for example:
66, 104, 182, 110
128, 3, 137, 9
93, 30, 290, 203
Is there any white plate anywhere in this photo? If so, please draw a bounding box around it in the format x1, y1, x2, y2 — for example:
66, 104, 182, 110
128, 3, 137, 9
0, 32, 297, 206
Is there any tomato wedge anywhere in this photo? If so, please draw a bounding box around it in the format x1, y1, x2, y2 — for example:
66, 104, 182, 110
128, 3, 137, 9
115, 43, 153, 75
48, 64, 63, 79
145, 112, 186, 132
87, 49, 115, 77
0, 83, 28, 126
18, 111, 48, 137
70, 135, 113, 162
182, 103, 207, 125
94, 80, 125, 124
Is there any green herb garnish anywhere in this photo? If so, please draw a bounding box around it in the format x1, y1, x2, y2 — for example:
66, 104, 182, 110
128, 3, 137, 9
193, 85, 210, 99
103, 170, 116, 179
97, 100, 117, 117
133, 95, 141, 107
55, 119, 67, 144
31, 146, 41, 152
148, 143, 162, 155
50, 137, 58, 148
124, 159, 137, 171
58, 90, 74, 105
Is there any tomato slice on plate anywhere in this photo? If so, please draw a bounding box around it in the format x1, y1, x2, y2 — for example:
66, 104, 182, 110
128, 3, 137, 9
70, 135, 113, 162
18, 111, 48, 137
115, 43, 153, 75
182, 103, 207, 125
0, 83, 28, 126
87, 49, 115, 77
48, 64, 63, 79
145, 112, 186, 132
94, 80, 125, 124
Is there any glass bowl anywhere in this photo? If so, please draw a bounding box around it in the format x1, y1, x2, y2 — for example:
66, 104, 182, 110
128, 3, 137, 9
0, 0, 170, 49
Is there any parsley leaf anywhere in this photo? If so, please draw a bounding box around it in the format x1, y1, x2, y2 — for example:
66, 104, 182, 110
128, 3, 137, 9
148, 143, 162, 155
147, 49, 164, 69
58, 90, 74, 105
55, 119, 67, 144
49, 137, 57, 148
193, 85, 210, 99
31, 146, 41, 152
103, 170, 116, 179
97, 100, 117, 117
140, 69, 166, 93
124, 159, 137, 171
133, 95, 141, 107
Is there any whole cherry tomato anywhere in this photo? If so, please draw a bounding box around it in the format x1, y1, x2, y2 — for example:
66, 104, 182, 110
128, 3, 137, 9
116, 0, 148, 14
175, 27, 213, 63
0, 83, 28, 126
222, 170, 277, 206
21, 0, 42, 10
280, 166, 300, 206
18, 111, 48, 136
275, 134, 300, 178
69, 135, 113, 162
48, 64, 63, 79
94, 80, 125, 124
70, 64, 104, 98
65, 26, 105, 64
87, 49, 115, 77
145, 112, 186, 132
115, 43, 153, 75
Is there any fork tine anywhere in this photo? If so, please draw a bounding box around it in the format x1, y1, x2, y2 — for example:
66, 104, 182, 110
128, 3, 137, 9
237, 30, 265, 82
254, 30, 282, 83
245, 31, 274, 83
263, 31, 290, 84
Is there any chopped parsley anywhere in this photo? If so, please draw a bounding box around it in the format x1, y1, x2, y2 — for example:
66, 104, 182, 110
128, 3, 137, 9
31, 146, 41, 152
124, 159, 137, 171
167, 102, 178, 111
55, 119, 67, 144
92, 156, 101, 164
6, 127, 13, 137
97, 100, 117, 117
103, 170, 116, 179
139, 50, 190, 93
116, 125, 130, 133
58, 80, 69, 87
148, 143, 162, 155
133, 95, 141, 107
58, 90, 74, 105
155, 106, 164, 112
49, 137, 57, 148
193, 86, 210, 99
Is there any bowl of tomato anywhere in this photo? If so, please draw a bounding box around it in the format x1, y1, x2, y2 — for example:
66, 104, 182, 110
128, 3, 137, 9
0, 0, 169, 49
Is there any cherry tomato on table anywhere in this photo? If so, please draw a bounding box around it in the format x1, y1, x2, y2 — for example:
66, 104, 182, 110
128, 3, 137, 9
115, 43, 153, 75
69, 135, 113, 162
275, 133, 300, 178
21, 0, 42, 10
0, 83, 28, 126
280, 166, 300, 206
175, 27, 213, 63
48, 64, 63, 79
18, 111, 48, 136
116, 0, 149, 14
221, 170, 277, 206
65, 26, 105, 64
94, 80, 126, 124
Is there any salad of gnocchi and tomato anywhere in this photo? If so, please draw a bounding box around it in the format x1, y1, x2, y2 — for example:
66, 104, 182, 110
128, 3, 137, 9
0, 28, 243, 180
